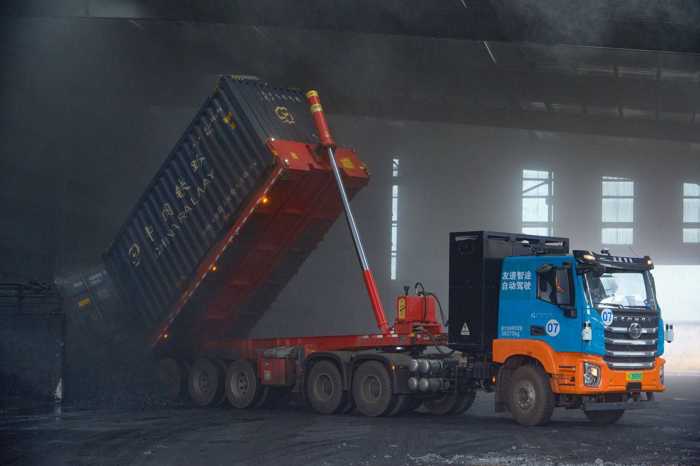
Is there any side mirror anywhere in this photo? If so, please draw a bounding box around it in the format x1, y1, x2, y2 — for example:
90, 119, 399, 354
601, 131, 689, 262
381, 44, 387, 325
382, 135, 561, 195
592, 265, 606, 277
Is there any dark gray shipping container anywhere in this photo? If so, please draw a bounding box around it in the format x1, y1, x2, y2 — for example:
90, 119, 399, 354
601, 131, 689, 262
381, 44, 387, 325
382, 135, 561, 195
103, 76, 320, 336
57, 263, 139, 352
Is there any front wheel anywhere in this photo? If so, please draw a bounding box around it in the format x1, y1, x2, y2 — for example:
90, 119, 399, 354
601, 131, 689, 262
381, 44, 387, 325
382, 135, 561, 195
507, 364, 555, 426
585, 410, 625, 424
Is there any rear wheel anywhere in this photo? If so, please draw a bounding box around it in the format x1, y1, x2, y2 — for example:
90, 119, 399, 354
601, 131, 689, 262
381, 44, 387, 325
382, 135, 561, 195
352, 361, 397, 417
388, 394, 412, 416
157, 358, 188, 402
307, 360, 348, 414
188, 358, 225, 407
406, 397, 423, 412
226, 360, 263, 409
424, 392, 466, 415
585, 410, 625, 424
507, 364, 555, 426
454, 390, 477, 415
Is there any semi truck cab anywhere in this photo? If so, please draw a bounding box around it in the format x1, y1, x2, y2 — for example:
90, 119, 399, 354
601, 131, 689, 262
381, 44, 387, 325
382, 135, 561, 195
448, 231, 672, 425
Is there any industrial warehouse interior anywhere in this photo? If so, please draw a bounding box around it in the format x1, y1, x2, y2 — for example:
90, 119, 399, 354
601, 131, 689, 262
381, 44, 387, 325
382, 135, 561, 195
1, 1, 699, 465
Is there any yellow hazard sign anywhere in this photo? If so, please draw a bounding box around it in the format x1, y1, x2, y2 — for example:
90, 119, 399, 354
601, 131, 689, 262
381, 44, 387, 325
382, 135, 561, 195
340, 158, 355, 169
398, 297, 406, 320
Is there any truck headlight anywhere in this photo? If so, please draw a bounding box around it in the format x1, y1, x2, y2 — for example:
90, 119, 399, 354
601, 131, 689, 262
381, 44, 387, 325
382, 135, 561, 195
659, 365, 664, 386
584, 362, 601, 388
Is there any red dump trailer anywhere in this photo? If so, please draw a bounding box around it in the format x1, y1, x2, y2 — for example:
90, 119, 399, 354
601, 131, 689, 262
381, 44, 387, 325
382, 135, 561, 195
105, 77, 473, 417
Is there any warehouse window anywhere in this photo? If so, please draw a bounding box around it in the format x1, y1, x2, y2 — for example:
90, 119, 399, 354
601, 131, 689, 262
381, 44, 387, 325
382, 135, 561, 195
683, 183, 700, 243
391, 159, 399, 280
522, 170, 554, 236
602, 176, 634, 245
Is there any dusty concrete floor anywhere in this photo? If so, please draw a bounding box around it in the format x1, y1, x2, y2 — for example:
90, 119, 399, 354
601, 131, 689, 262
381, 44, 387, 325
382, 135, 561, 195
1, 374, 698, 466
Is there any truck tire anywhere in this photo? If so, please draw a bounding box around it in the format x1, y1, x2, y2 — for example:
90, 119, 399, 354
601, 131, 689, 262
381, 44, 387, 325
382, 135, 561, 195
188, 358, 225, 407
424, 392, 466, 415
157, 358, 188, 402
352, 361, 397, 417
406, 397, 423, 412
584, 410, 625, 424
454, 390, 477, 415
388, 394, 412, 416
307, 360, 348, 414
254, 386, 270, 408
507, 364, 555, 426
226, 360, 263, 409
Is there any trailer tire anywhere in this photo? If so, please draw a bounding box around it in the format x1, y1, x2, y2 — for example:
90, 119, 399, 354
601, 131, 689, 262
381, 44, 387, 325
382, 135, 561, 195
307, 360, 348, 414
424, 392, 466, 415
352, 361, 397, 417
454, 390, 477, 415
507, 364, 555, 426
226, 360, 262, 409
157, 358, 188, 402
188, 358, 225, 407
584, 410, 625, 424
254, 386, 270, 408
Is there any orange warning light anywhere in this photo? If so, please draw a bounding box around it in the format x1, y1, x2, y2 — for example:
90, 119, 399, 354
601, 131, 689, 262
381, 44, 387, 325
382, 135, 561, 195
262, 196, 269, 204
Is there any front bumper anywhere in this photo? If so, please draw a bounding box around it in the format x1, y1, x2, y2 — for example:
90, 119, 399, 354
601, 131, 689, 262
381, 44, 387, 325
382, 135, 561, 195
550, 355, 665, 395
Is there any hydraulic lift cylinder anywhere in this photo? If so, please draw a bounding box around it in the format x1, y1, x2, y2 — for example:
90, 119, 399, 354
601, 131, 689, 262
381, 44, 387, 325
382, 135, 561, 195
306, 90, 389, 334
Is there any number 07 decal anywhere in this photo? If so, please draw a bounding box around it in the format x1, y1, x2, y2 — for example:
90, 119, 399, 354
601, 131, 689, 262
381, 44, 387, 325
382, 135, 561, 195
546, 319, 560, 337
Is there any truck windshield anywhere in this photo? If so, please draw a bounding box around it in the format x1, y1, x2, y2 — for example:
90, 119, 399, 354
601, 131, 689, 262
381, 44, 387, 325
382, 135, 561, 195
583, 271, 655, 309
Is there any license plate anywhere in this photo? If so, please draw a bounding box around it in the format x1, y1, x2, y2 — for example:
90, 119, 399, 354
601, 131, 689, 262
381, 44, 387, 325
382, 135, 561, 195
626, 372, 642, 381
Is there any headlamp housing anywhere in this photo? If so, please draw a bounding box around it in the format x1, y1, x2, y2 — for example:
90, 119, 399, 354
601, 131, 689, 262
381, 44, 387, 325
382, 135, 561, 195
584, 362, 601, 388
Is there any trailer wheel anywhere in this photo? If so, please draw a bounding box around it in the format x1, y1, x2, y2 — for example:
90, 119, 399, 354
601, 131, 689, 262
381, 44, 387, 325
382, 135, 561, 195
254, 386, 270, 408
352, 361, 397, 417
584, 410, 625, 424
307, 360, 348, 414
188, 358, 225, 407
507, 364, 555, 426
157, 358, 188, 402
424, 392, 466, 415
225, 360, 262, 409
454, 390, 477, 415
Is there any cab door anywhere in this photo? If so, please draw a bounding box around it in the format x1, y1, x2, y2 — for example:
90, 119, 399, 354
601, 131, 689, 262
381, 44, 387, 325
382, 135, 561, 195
529, 258, 582, 353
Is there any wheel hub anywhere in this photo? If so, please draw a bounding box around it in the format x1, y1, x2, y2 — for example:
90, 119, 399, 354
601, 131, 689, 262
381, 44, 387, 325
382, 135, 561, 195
231, 370, 249, 398
194, 369, 211, 395
314, 374, 334, 401
363, 375, 382, 402
514, 380, 536, 413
